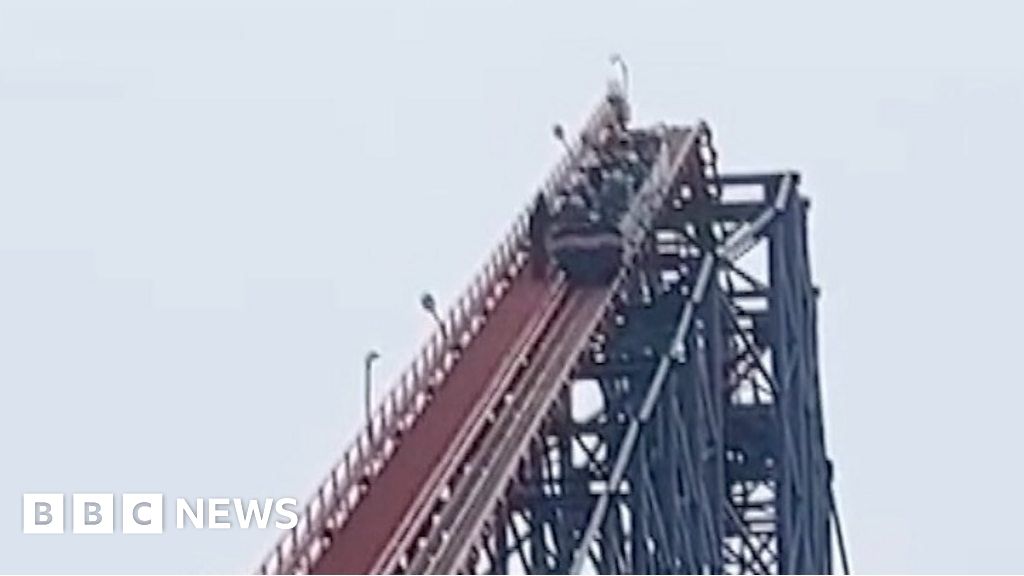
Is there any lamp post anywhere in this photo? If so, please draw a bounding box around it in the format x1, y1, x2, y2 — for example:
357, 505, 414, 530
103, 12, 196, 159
552, 123, 573, 156
610, 53, 629, 97
364, 350, 380, 440
420, 292, 448, 344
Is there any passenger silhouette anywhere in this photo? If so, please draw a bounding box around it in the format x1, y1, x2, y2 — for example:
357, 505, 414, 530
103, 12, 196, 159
528, 193, 551, 279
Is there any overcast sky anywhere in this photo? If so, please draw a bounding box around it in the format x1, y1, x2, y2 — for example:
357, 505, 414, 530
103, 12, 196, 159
2, 1, 1022, 573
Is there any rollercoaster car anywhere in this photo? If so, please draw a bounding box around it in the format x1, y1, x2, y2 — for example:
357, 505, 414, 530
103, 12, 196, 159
543, 116, 661, 286
547, 196, 623, 285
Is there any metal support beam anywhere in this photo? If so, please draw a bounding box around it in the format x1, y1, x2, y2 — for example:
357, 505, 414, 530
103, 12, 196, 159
454, 170, 835, 575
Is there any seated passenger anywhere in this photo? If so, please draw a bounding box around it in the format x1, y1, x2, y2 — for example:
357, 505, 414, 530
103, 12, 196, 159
528, 193, 551, 279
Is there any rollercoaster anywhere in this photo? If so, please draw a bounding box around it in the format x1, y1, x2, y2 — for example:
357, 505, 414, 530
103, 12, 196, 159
257, 82, 848, 575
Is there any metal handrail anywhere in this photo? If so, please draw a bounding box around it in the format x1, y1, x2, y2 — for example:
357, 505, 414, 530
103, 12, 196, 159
376, 276, 570, 574
257, 89, 623, 575
410, 122, 704, 574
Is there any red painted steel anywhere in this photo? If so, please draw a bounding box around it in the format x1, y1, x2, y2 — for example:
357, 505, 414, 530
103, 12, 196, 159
312, 272, 559, 574
257, 89, 627, 576
409, 287, 610, 573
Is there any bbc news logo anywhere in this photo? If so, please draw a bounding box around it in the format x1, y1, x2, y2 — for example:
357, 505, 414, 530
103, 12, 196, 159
23, 493, 298, 534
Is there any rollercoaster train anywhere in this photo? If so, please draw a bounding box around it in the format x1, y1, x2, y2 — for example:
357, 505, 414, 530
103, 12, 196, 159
539, 95, 663, 284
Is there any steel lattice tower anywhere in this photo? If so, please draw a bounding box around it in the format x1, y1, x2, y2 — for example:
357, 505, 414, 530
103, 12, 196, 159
257, 86, 846, 576
472, 172, 837, 574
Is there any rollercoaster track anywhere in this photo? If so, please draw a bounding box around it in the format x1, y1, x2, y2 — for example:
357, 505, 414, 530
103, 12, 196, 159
407, 286, 611, 574
396, 124, 704, 575
391, 122, 701, 574
257, 86, 790, 575
312, 272, 566, 574
257, 85, 844, 573
258, 88, 626, 576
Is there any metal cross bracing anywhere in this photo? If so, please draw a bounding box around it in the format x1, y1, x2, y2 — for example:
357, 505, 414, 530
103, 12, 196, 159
468, 170, 842, 575
402, 134, 844, 574
256, 85, 846, 575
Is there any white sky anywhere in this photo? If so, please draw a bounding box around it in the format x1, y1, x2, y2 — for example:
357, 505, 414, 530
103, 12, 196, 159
2, 1, 1022, 573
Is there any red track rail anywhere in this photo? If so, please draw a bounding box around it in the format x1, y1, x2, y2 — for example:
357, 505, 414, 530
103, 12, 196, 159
398, 125, 705, 574
313, 273, 562, 573
406, 286, 610, 573
258, 90, 626, 576
257, 116, 706, 576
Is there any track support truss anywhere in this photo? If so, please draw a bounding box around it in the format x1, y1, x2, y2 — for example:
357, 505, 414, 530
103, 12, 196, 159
453, 170, 838, 575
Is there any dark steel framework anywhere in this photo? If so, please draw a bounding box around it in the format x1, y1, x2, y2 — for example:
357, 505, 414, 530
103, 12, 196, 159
453, 162, 843, 574
253, 84, 848, 574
